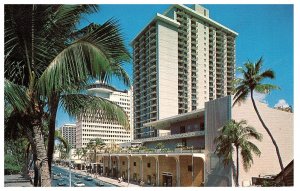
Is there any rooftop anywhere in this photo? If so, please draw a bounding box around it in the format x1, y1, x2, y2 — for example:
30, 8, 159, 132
143, 108, 205, 130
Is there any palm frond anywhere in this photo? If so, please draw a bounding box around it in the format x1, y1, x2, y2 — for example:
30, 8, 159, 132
260, 69, 275, 79
55, 130, 71, 152
246, 141, 261, 156
232, 88, 249, 106
254, 57, 263, 74
4, 79, 30, 112
38, 19, 131, 97
60, 94, 129, 130
254, 84, 280, 94
240, 146, 253, 171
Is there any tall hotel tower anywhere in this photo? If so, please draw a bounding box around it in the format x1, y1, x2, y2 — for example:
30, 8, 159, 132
76, 82, 133, 148
61, 124, 77, 149
132, 4, 237, 139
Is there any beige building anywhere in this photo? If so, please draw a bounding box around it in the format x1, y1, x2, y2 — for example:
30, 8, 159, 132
76, 82, 133, 148
132, 4, 238, 139
232, 99, 293, 186
95, 96, 293, 187
205, 96, 293, 186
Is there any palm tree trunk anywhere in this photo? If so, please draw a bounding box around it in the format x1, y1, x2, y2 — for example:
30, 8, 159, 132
236, 146, 239, 187
47, 93, 59, 173
33, 125, 52, 187
250, 90, 284, 171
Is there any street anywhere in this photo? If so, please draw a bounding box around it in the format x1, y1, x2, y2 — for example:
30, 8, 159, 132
51, 165, 116, 187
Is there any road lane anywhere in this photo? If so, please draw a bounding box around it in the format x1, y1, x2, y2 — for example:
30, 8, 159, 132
51, 165, 116, 187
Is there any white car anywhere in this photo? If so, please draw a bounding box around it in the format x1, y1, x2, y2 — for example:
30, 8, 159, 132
74, 181, 85, 187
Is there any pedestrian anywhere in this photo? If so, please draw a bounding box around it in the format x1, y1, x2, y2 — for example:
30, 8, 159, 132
140, 180, 144, 186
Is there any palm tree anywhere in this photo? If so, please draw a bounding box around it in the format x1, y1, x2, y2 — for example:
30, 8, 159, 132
214, 120, 262, 187
57, 144, 66, 160
233, 57, 284, 171
87, 138, 106, 174
74, 148, 83, 160
74, 148, 83, 170
81, 147, 89, 172
5, 5, 131, 186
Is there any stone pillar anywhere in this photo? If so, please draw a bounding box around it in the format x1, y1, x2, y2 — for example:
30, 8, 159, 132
127, 155, 130, 184
169, 155, 180, 187
137, 156, 143, 181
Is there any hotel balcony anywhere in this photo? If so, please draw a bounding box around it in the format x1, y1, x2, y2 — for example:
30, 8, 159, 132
227, 40, 235, 45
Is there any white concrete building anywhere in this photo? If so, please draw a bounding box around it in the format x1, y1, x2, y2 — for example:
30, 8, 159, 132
205, 96, 293, 186
132, 4, 238, 139
61, 123, 76, 149
76, 82, 133, 148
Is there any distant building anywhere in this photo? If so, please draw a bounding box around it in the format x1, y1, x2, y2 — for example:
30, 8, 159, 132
61, 124, 76, 149
96, 96, 293, 187
274, 105, 293, 113
132, 4, 237, 139
76, 82, 133, 148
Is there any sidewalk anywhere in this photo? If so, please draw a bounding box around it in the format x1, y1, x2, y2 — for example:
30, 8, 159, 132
58, 165, 140, 187
4, 174, 33, 187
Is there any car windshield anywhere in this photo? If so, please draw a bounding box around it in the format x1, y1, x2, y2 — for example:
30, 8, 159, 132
76, 182, 83, 184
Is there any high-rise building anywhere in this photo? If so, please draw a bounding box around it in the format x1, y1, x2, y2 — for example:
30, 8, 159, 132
61, 124, 77, 149
132, 4, 237, 139
76, 82, 133, 148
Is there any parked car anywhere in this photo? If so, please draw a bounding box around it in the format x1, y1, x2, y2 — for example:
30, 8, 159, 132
75, 174, 83, 178
57, 179, 67, 186
53, 175, 60, 180
95, 180, 104, 186
84, 176, 93, 181
74, 181, 85, 187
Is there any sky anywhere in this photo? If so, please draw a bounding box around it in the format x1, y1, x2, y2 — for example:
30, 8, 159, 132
55, 4, 294, 128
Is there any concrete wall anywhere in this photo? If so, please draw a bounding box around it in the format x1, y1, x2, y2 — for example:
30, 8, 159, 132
119, 156, 129, 179
179, 155, 204, 186
205, 96, 232, 186
158, 156, 177, 186
232, 99, 294, 186
142, 156, 157, 186
130, 156, 142, 181
157, 20, 178, 119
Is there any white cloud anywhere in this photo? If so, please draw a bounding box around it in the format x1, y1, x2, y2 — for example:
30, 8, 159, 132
274, 99, 290, 108
248, 91, 267, 104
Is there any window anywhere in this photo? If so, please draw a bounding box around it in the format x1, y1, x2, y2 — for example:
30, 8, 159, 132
134, 162, 136, 166
188, 165, 192, 172
122, 161, 125, 165
180, 126, 186, 134
147, 163, 151, 168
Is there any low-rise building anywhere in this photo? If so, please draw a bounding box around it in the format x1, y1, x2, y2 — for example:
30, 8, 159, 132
95, 96, 293, 187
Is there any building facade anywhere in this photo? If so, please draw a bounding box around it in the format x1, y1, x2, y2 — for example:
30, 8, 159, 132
76, 82, 133, 148
96, 96, 293, 187
100, 109, 206, 187
132, 4, 238, 139
61, 124, 77, 149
